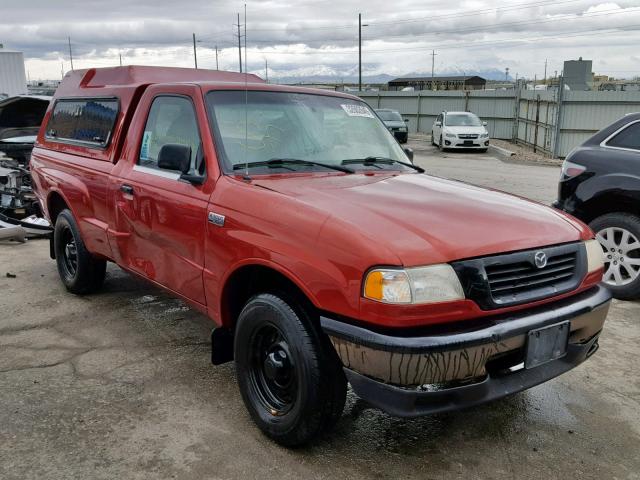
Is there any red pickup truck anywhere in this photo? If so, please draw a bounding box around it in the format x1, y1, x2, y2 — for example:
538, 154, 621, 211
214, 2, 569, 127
31, 66, 611, 446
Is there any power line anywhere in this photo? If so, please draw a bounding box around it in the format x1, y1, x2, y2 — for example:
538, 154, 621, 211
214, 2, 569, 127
248, 24, 638, 56
242, 0, 587, 32
243, 6, 639, 47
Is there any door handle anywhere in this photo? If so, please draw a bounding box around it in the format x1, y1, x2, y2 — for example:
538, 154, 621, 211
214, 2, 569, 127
120, 184, 134, 195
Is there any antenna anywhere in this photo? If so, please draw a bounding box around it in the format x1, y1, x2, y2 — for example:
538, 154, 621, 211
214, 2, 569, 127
243, 3, 250, 180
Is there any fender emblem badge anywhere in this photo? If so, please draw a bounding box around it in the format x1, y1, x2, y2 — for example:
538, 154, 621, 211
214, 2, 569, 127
208, 212, 225, 227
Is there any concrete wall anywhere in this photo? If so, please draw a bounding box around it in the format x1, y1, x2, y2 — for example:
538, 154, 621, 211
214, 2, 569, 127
0, 51, 28, 97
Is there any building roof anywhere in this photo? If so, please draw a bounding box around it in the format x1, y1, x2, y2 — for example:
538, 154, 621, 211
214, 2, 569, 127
389, 75, 485, 83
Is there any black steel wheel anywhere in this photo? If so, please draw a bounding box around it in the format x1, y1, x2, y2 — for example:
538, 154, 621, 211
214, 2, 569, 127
249, 323, 298, 416
54, 209, 106, 294
234, 293, 347, 446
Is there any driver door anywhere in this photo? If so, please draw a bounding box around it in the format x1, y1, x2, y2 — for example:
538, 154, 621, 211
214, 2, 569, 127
110, 85, 215, 306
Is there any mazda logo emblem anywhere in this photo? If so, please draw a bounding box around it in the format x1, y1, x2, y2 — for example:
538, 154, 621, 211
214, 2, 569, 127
534, 251, 548, 269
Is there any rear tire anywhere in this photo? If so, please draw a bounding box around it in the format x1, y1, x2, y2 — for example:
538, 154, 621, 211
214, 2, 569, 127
54, 209, 106, 294
234, 293, 347, 446
590, 212, 640, 300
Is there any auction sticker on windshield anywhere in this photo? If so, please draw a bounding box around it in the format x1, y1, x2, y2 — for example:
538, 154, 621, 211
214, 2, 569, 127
341, 104, 374, 118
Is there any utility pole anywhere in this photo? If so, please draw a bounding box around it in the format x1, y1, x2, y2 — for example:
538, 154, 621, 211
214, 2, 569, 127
359, 13, 362, 91
430, 50, 437, 90
119, 52, 122, 67
192, 33, 198, 69
236, 13, 243, 73
61, 61, 64, 80
358, 14, 369, 92
505, 67, 510, 82
67, 36, 74, 71
543, 58, 548, 85
265, 58, 268, 83
215, 45, 219, 70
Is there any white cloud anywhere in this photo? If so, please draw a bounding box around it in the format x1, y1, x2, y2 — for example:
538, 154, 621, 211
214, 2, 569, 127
1, 0, 639, 80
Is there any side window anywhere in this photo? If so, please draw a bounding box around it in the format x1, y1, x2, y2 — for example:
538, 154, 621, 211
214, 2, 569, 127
139, 96, 203, 175
607, 122, 640, 151
46, 98, 118, 147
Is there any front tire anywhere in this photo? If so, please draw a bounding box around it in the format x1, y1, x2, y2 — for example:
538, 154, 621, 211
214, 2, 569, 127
54, 209, 106, 294
234, 293, 347, 446
438, 135, 445, 152
590, 212, 640, 300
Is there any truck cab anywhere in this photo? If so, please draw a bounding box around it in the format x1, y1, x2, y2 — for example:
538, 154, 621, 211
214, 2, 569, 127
31, 66, 610, 446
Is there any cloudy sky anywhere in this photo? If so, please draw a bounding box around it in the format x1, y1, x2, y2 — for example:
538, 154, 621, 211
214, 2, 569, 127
2, 0, 640, 81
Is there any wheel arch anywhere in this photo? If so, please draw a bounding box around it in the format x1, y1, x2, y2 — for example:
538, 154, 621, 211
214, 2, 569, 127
218, 262, 320, 331
46, 190, 72, 226
579, 191, 640, 224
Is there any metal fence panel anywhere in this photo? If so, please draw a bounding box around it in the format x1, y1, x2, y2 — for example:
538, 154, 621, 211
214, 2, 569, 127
358, 90, 640, 157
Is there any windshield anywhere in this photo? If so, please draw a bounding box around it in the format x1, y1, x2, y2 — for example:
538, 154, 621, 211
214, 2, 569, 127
376, 110, 403, 122
445, 113, 482, 127
206, 90, 408, 173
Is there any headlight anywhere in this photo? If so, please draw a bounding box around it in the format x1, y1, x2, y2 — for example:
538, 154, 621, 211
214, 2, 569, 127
480, 133, 489, 138
364, 265, 465, 304
445, 132, 457, 138
585, 239, 604, 273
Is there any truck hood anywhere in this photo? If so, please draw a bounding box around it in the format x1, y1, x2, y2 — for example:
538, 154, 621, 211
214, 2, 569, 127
253, 172, 587, 266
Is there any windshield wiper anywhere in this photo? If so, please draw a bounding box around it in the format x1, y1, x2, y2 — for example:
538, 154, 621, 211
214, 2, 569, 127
341, 157, 424, 173
233, 158, 354, 174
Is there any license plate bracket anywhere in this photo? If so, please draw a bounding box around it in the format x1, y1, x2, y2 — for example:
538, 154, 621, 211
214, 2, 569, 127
525, 321, 570, 369
463, 140, 474, 145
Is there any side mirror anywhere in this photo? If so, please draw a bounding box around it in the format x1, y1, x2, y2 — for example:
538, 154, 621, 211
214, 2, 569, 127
435, 121, 442, 127
404, 118, 409, 123
482, 121, 488, 126
158, 144, 191, 174
403, 147, 414, 163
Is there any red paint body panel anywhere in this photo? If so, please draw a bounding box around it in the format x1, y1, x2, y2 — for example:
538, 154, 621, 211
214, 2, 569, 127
30, 66, 600, 333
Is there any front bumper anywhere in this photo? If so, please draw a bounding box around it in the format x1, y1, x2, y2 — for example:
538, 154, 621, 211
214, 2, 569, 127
321, 285, 611, 417
444, 138, 490, 148
390, 130, 408, 143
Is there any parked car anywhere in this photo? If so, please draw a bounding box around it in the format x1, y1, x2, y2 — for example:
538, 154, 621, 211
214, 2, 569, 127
431, 111, 490, 151
554, 112, 640, 299
375, 108, 408, 143
32, 66, 610, 446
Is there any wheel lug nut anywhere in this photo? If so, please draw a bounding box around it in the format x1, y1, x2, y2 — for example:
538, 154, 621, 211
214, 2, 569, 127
611, 248, 615, 252
614, 261, 618, 265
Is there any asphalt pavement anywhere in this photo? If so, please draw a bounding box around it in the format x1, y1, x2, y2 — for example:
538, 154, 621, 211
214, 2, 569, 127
1, 138, 638, 480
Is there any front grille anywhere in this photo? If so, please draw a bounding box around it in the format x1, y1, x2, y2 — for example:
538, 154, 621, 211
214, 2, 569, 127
451, 243, 587, 310
458, 134, 479, 139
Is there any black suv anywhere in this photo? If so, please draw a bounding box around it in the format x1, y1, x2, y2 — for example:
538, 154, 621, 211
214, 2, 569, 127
555, 112, 640, 299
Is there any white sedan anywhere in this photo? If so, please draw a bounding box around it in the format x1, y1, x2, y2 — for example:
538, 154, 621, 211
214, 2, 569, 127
431, 111, 490, 152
